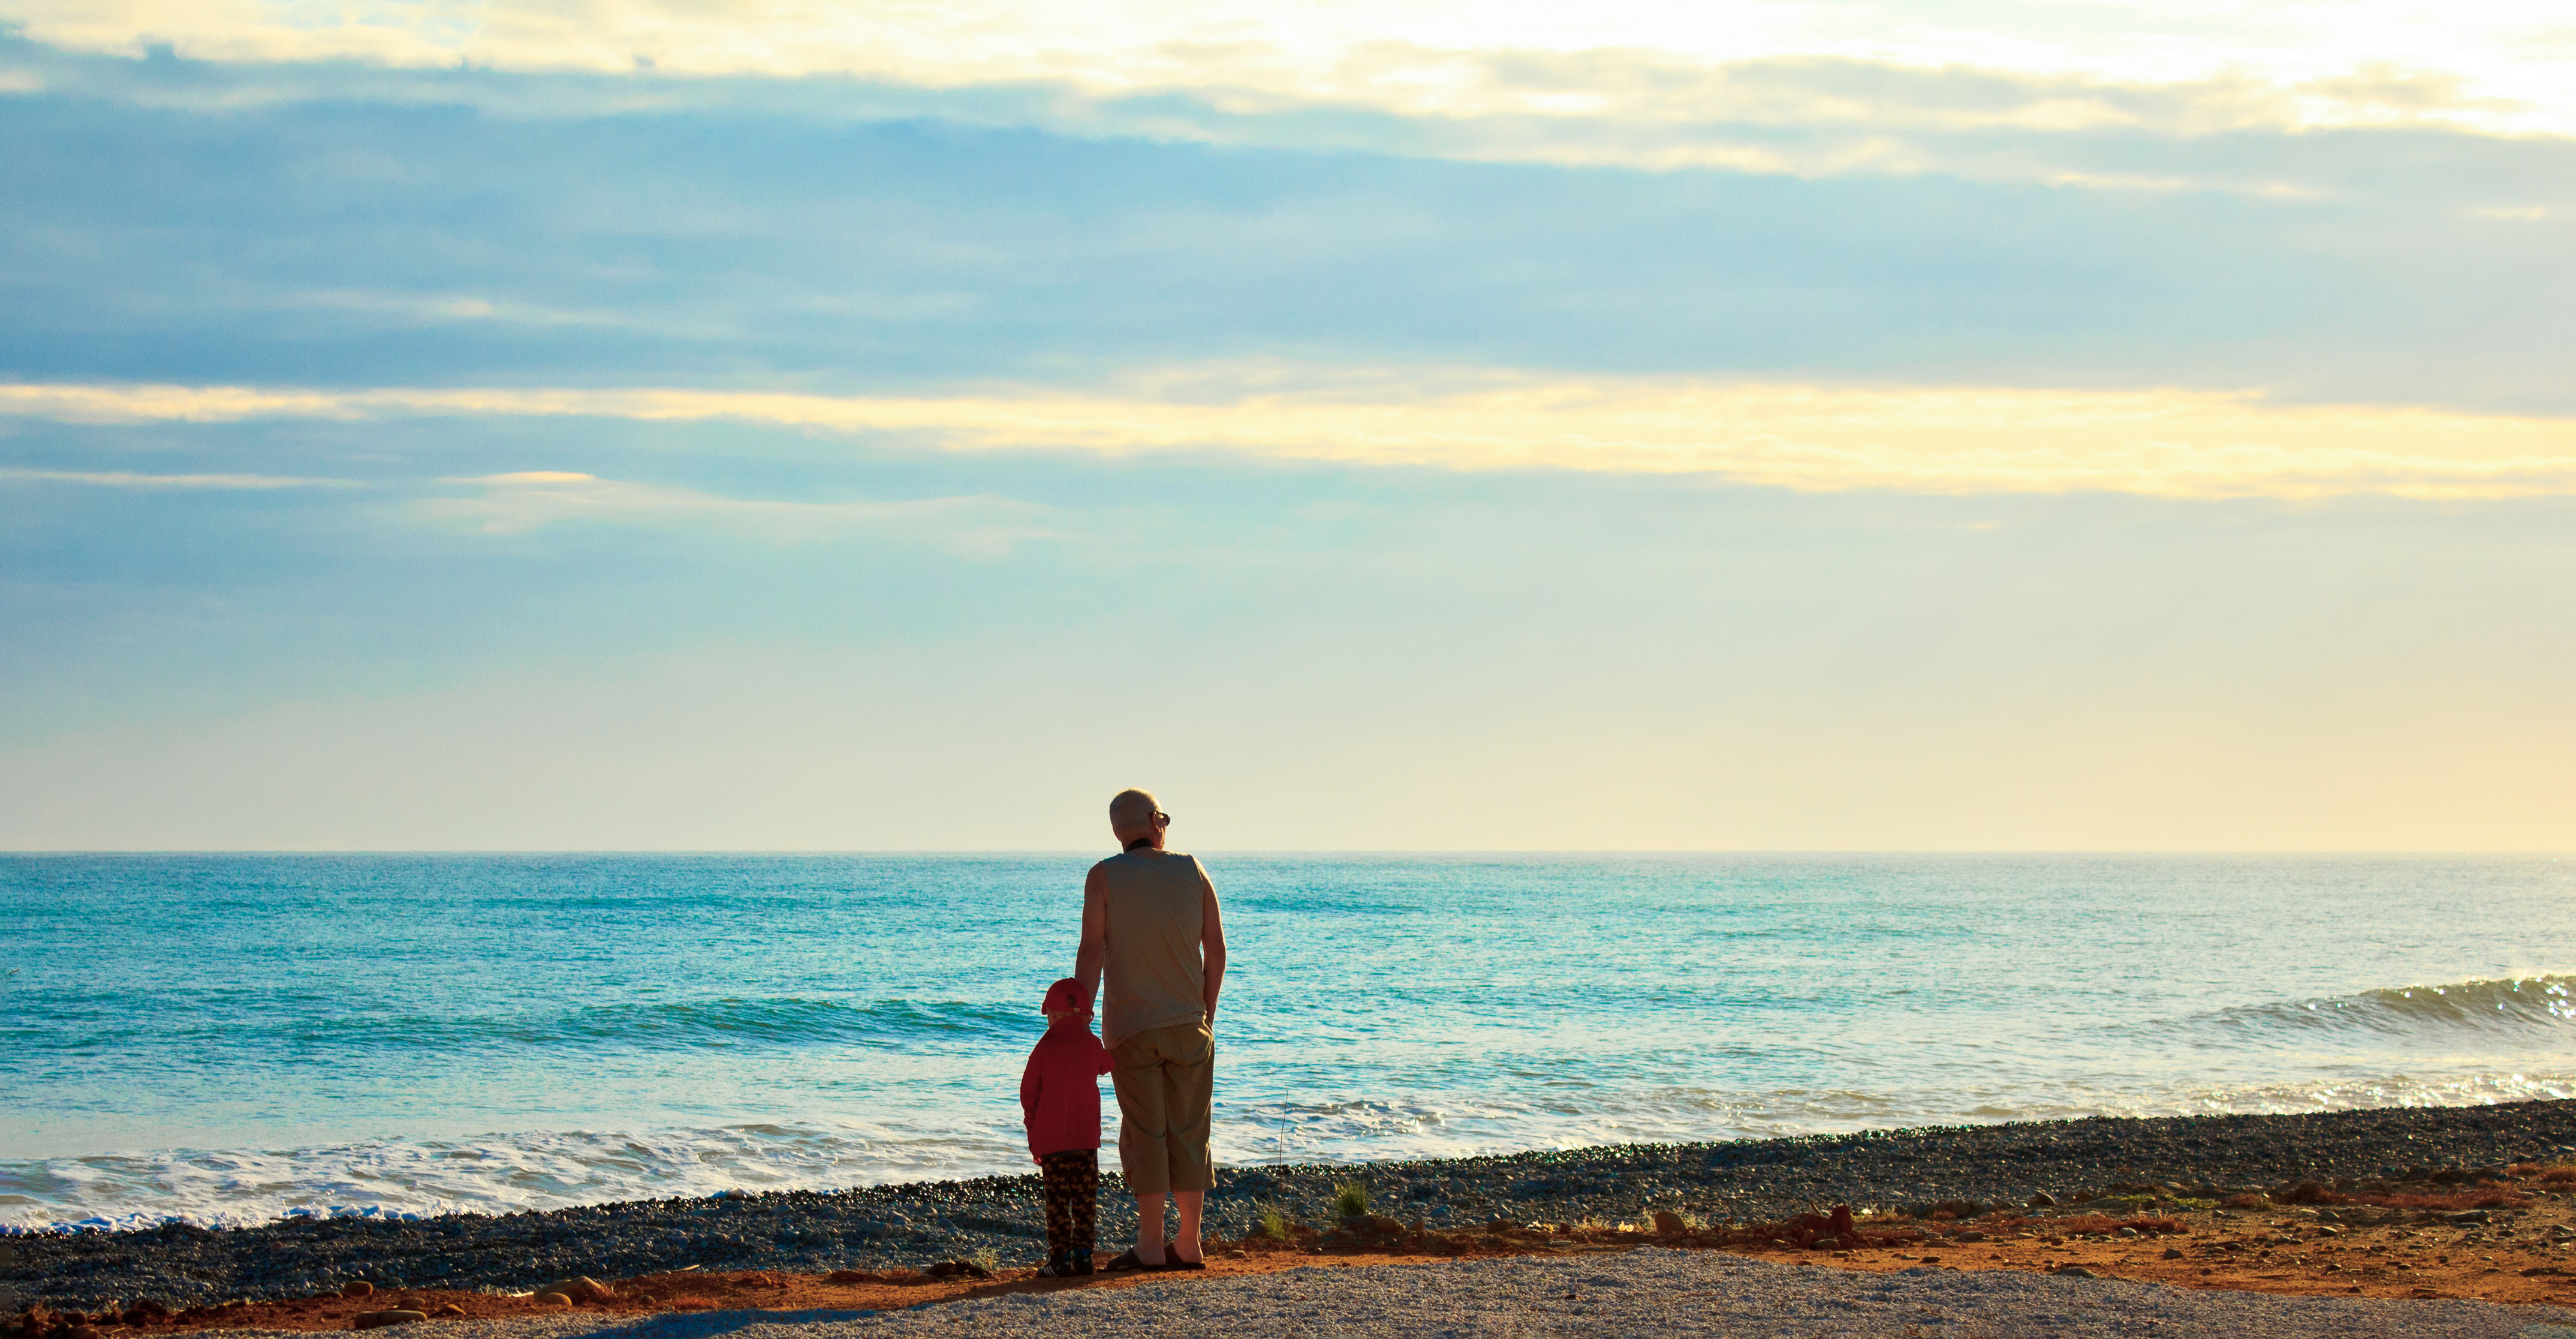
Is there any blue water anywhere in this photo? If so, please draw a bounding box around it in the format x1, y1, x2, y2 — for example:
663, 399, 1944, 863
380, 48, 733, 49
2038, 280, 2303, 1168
4, 853, 2572, 1232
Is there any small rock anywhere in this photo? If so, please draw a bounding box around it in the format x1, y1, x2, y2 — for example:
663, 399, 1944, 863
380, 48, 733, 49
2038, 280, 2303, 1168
2029, 1192, 2057, 1208
353, 1311, 427, 1329
1651, 1211, 1686, 1235
824, 1269, 871, 1284
545, 1278, 613, 1304
2162, 1247, 2185, 1260
532, 1293, 571, 1307
435, 1306, 466, 1317
342, 1283, 375, 1299
2052, 1266, 2096, 1278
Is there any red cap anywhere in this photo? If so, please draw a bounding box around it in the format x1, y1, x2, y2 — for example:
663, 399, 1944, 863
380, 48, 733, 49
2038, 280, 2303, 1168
1041, 978, 1089, 1015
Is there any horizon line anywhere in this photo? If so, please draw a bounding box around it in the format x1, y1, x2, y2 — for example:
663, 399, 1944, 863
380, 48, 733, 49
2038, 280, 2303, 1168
3, 848, 2568, 858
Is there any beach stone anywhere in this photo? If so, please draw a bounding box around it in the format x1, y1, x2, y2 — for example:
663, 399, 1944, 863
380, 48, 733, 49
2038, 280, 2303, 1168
1652, 1212, 1686, 1235
2028, 1191, 2056, 1208
353, 1311, 426, 1329
2052, 1265, 2096, 1278
341, 1282, 373, 1299
824, 1269, 870, 1284
546, 1277, 613, 1304
532, 1293, 571, 1307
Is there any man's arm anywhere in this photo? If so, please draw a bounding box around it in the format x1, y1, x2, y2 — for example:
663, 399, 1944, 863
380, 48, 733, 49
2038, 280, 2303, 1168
1199, 872, 1227, 1026
1074, 862, 1108, 1009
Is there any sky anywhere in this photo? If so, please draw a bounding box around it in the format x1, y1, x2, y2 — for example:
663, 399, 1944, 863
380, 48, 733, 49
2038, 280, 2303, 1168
1, 1, 2571, 850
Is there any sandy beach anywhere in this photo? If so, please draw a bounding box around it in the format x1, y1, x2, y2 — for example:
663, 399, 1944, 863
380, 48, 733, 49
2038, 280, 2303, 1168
11, 1102, 2575, 1335
53, 1251, 2576, 1339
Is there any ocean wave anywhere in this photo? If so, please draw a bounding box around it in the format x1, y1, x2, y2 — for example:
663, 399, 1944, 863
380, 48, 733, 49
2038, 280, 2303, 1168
2142, 976, 2576, 1048
70, 997, 1043, 1055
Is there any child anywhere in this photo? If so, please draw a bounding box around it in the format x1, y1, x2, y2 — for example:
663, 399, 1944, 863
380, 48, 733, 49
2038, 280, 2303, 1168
1021, 976, 1113, 1277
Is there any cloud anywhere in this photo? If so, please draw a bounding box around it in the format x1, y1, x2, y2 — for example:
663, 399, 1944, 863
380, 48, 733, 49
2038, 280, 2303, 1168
10, 374, 2574, 501
13, 0, 2574, 137
6, 10, 2574, 191
415, 468, 1050, 553
0, 464, 357, 488
8, 91, 2571, 417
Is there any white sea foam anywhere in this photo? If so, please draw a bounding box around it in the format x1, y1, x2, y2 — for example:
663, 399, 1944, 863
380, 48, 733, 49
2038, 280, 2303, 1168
8, 1063, 2572, 1233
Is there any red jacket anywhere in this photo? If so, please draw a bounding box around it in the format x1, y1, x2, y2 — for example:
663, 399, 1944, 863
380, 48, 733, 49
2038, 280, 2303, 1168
1020, 1016, 1112, 1159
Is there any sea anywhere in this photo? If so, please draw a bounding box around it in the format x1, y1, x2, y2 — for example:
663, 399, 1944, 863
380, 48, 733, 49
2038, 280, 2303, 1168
4, 854, 2572, 1233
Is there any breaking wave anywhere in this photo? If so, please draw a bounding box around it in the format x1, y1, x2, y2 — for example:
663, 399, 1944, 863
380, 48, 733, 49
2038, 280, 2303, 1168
2174, 976, 2576, 1046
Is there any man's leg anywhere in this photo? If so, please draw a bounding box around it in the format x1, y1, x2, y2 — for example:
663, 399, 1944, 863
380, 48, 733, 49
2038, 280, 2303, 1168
1173, 1190, 1204, 1265
1111, 1033, 1174, 1265
1132, 1191, 1167, 1265
1166, 1023, 1216, 1263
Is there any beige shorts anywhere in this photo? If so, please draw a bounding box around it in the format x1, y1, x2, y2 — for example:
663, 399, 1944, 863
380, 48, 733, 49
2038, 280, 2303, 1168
1109, 1021, 1215, 1194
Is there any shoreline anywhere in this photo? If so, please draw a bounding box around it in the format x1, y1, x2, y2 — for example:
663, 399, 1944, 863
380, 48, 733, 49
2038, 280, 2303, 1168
8, 1099, 2575, 1311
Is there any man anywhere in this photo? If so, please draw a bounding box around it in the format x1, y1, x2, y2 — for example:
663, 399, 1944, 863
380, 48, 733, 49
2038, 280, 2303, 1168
1075, 788, 1227, 1270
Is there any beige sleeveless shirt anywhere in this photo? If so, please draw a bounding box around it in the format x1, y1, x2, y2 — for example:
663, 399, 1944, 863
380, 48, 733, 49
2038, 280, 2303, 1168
1096, 848, 1212, 1048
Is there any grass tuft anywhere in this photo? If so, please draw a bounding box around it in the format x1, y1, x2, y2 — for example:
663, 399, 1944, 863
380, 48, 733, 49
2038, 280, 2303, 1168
969, 1247, 999, 1274
1331, 1180, 1371, 1217
1259, 1205, 1292, 1240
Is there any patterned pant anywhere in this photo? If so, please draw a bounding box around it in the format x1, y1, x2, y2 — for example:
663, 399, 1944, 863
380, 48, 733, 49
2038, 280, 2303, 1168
1040, 1149, 1100, 1259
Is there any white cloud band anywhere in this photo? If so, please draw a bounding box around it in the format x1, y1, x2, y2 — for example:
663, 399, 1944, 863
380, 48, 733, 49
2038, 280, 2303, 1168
7, 375, 2574, 500
7, 0, 2574, 157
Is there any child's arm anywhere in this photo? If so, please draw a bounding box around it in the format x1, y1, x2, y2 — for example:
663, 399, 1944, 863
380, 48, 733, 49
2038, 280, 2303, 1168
1020, 1049, 1044, 1163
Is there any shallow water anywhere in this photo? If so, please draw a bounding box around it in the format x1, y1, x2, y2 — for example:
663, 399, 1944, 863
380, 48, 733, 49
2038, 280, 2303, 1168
3, 853, 2571, 1230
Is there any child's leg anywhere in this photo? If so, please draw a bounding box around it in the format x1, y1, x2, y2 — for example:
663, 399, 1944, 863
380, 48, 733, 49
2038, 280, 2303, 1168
1041, 1152, 1080, 1259
1065, 1150, 1099, 1259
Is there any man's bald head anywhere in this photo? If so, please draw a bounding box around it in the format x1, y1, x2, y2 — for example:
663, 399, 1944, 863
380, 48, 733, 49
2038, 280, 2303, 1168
1109, 789, 1161, 842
